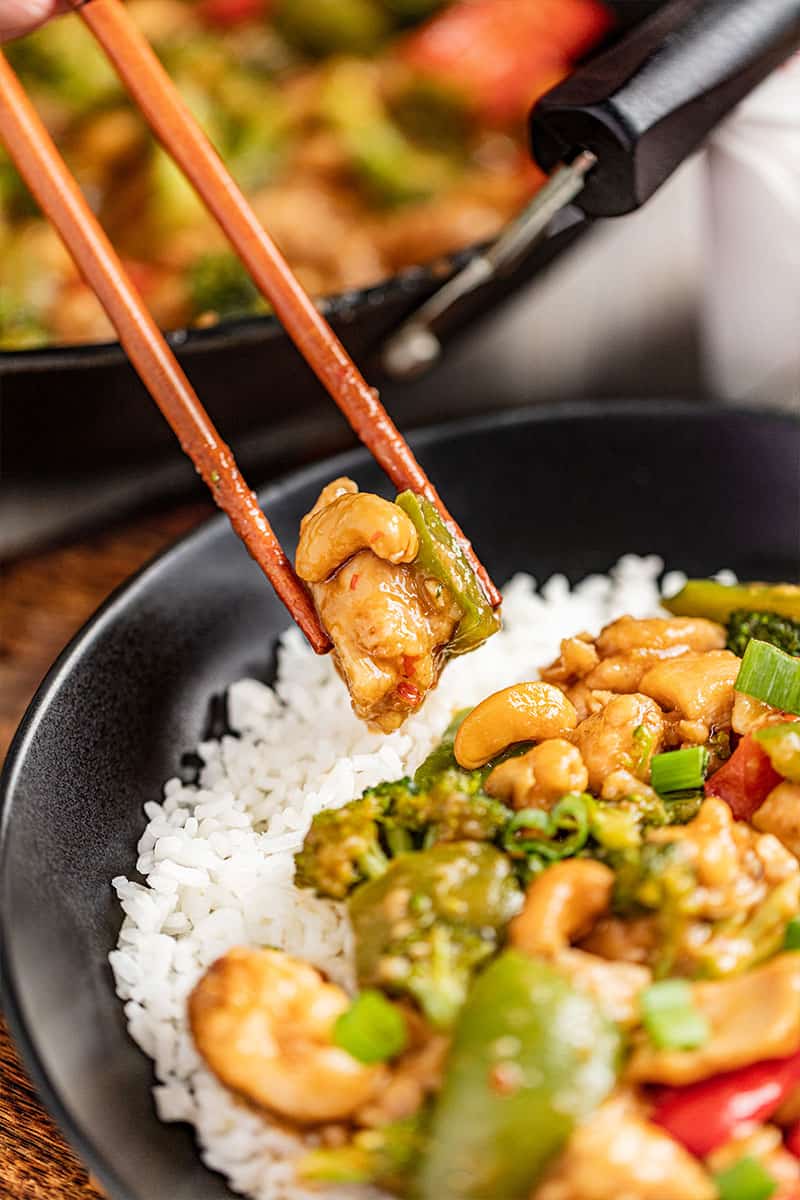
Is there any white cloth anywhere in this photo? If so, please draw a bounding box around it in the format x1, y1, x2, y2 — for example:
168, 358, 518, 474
703, 55, 800, 406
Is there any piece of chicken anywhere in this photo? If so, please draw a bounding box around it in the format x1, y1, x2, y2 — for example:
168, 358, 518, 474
296, 478, 462, 731
535, 1094, 716, 1200
628, 953, 800, 1086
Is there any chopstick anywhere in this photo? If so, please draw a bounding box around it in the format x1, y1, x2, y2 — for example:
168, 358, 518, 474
72, 0, 500, 610
0, 49, 330, 654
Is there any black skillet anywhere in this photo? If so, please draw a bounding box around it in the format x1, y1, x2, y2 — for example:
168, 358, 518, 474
9, 0, 799, 487
0, 1, 650, 481
1, 402, 799, 1200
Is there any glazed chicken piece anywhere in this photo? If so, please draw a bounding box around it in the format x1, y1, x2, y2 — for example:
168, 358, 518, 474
708, 1126, 800, 1200
570, 692, 665, 794
639, 649, 740, 735
628, 953, 800, 1086
541, 615, 726, 698
296, 478, 465, 731
535, 1094, 716, 1200
754, 781, 800, 858
648, 796, 799, 922
615, 797, 800, 979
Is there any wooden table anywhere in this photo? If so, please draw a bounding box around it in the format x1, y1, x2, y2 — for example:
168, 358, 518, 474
0, 501, 212, 1199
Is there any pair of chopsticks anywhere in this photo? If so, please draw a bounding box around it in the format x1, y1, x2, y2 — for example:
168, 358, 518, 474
0, 0, 500, 653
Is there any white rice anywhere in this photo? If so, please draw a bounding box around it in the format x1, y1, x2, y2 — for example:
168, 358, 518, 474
109, 555, 688, 1198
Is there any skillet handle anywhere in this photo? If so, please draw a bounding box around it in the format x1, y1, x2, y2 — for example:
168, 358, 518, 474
530, 0, 800, 217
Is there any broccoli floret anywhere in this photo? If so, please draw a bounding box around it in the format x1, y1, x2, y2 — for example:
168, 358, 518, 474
276, 0, 390, 57
392, 768, 511, 846
297, 1116, 425, 1191
294, 792, 391, 899
397, 922, 494, 1029
187, 252, 264, 322
727, 609, 800, 658
350, 843, 521, 1027
296, 722, 516, 900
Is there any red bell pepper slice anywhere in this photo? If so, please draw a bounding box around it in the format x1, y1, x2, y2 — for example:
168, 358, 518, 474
652, 1051, 800, 1158
786, 1118, 800, 1159
401, 0, 614, 125
199, 0, 269, 28
705, 733, 783, 821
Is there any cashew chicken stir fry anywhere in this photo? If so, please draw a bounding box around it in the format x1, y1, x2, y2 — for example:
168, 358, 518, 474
189, 582, 800, 1199
295, 478, 499, 731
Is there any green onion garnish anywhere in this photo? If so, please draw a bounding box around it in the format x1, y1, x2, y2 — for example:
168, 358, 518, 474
736, 639, 800, 716
714, 1156, 777, 1200
503, 793, 592, 863
640, 979, 709, 1050
333, 990, 407, 1064
785, 917, 800, 951
650, 747, 709, 794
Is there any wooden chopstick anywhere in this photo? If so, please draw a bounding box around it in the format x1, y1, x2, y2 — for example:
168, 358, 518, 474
0, 49, 330, 655
73, 0, 500, 610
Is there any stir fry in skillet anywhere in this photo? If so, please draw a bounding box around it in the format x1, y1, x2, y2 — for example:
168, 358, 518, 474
0, 0, 612, 349
188, 583, 800, 1198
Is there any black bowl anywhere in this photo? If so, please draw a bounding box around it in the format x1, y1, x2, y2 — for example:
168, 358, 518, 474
2, 402, 799, 1200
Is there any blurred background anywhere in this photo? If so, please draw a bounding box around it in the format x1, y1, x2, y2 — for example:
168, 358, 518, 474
1, 0, 797, 561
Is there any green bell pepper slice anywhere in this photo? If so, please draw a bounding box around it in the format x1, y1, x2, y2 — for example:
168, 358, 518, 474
415, 950, 621, 1200
665, 580, 800, 623
396, 490, 500, 656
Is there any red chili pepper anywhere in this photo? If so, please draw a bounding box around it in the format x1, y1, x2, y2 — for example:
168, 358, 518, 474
705, 733, 783, 820
199, 0, 268, 27
402, 655, 417, 679
652, 1051, 800, 1157
401, 0, 613, 125
350, 573, 360, 591
396, 681, 421, 706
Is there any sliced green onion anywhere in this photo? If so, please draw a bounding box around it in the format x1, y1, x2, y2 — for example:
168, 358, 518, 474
640, 979, 709, 1050
503, 793, 592, 862
714, 1156, 777, 1200
650, 747, 709, 794
736, 639, 800, 716
754, 721, 800, 782
785, 916, 800, 951
334, 990, 407, 1063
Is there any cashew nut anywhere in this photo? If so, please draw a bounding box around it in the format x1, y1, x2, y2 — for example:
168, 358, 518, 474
509, 858, 614, 957
296, 485, 419, 583
453, 682, 578, 769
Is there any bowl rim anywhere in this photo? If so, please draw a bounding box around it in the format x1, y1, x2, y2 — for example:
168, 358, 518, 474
2, 397, 798, 1200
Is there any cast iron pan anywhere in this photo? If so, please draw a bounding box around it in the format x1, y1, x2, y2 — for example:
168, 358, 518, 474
0, 0, 660, 482
2, 402, 799, 1200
